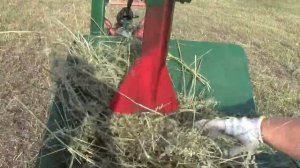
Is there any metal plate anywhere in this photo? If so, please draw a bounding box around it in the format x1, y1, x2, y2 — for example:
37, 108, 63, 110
167, 40, 256, 116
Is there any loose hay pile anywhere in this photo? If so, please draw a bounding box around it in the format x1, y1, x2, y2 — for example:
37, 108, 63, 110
44, 34, 252, 168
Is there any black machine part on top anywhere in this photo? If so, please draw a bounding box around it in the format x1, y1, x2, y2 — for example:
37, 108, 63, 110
116, 7, 134, 27
116, 0, 135, 27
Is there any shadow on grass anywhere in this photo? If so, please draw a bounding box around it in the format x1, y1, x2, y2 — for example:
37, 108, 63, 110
35, 55, 120, 168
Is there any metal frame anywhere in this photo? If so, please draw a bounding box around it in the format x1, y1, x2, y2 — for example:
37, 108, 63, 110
90, 0, 106, 36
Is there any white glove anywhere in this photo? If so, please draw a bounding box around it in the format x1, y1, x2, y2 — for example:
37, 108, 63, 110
195, 117, 265, 157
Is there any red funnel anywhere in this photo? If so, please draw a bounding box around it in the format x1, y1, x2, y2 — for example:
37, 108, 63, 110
110, 0, 179, 113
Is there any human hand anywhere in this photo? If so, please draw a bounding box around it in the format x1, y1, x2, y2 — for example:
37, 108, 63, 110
195, 117, 265, 156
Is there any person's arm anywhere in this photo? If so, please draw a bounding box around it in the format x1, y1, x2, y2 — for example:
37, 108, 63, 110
261, 118, 300, 160
196, 117, 300, 159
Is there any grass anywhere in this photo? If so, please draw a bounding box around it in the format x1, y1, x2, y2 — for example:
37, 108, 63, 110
172, 0, 300, 117
0, 0, 299, 167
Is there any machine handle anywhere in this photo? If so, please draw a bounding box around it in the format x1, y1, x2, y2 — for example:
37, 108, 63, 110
127, 0, 134, 9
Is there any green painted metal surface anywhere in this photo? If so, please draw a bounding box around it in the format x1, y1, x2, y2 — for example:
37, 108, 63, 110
90, 0, 105, 36
254, 152, 300, 168
168, 40, 256, 116
84, 34, 123, 46
146, 0, 164, 7
296, 160, 300, 167
36, 96, 78, 168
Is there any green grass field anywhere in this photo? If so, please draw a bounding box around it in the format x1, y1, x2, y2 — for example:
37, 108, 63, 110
0, 0, 299, 167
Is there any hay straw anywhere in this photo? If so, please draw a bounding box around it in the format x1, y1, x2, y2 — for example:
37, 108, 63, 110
0, 31, 39, 34
38, 30, 254, 167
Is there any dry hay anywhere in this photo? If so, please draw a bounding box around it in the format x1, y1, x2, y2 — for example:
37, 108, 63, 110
38, 33, 255, 168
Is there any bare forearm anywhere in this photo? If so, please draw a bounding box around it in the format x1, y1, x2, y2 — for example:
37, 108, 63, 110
261, 118, 300, 160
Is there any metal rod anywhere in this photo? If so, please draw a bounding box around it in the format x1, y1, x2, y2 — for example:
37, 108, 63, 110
127, 0, 134, 9
90, 0, 106, 36
109, 1, 145, 7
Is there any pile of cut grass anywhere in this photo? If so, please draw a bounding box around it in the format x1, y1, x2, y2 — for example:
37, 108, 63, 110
41, 32, 254, 168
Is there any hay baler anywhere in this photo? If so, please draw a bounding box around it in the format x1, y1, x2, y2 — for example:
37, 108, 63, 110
89, 0, 256, 115
36, 0, 262, 167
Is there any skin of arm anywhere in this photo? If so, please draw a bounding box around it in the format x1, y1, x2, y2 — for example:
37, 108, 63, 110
261, 118, 300, 160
